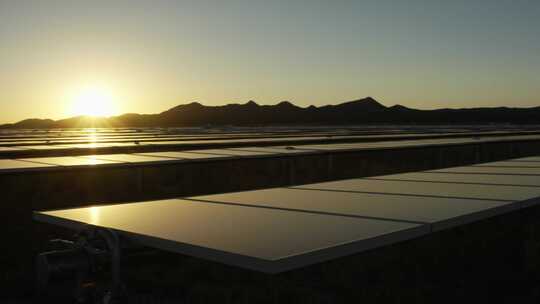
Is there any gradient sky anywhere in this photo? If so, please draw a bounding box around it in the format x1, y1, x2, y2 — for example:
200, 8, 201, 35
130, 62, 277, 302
0, 0, 539, 123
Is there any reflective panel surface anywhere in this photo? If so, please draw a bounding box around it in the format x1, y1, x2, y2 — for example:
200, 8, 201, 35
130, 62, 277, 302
191, 188, 514, 230
293, 178, 540, 202
0, 159, 56, 171
473, 161, 540, 168
368, 172, 540, 187
227, 147, 313, 154
134, 151, 228, 159
430, 166, 540, 176
35, 199, 425, 272
188, 149, 277, 156
20, 156, 123, 166
81, 154, 179, 163
510, 156, 540, 162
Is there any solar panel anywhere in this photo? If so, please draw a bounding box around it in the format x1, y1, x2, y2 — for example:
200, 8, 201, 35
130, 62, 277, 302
0, 159, 56, 172
430, 166, 540, 176
189, 188, 515, 231
0, 141, 48, 145
80, 154, 181, 164
187, 149, 277, 157
55, 143, 113, 149
134, 151, 229, 160
269, 145, 321, 152
0, 146, 29, 151
291, 144, 365, 151
292, 178, 540, 206
19, 156, 123, 167
510, 156, 540, 162
23, 145, 71, 150
226, 147, 315, 154
292, 138, 471, 152
34, 199, 427, 273
473, 161, 540, 168
143, 140, 192, 145
367, 172, 540, 187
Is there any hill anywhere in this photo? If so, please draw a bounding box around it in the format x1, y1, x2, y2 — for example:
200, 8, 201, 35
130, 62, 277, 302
2, 97, 540, 128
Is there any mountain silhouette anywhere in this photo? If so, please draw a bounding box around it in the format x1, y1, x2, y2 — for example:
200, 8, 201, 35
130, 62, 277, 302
1, 97, 540, 128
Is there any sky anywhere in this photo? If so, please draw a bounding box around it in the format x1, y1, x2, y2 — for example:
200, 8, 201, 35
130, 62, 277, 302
0, 0, 539, 123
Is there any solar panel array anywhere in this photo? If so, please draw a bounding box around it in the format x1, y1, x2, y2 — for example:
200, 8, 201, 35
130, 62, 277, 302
35, 156, 540, 273
2, 126, 540, 159
3, 132, 540, 173
0, 127, 461, 147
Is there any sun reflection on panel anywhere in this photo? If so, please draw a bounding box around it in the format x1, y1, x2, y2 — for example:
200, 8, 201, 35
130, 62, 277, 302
87, 129, 98, 142
89, 207, 100, 225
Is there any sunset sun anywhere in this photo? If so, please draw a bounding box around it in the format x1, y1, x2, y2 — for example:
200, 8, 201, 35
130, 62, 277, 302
70, 86, 117, 117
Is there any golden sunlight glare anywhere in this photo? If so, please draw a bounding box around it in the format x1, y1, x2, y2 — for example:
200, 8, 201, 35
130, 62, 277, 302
70, 86, 117, 117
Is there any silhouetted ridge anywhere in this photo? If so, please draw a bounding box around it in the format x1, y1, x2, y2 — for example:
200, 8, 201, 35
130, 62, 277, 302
390, 104, 415, 111
333, 97, 387, 112
277, 101, 295, 106
163, 101, 204, 114
2, 97, 540, 128
4, 118, 56, 129
245, 100, 258, 107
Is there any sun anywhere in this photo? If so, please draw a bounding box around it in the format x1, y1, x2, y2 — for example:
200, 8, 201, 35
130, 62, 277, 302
70, 86, 117, 117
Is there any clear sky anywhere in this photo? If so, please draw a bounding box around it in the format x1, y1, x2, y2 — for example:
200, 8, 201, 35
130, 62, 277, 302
0, 0, 539, 123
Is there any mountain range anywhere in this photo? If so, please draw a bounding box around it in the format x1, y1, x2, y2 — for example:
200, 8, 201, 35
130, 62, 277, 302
2, 97, 540, 128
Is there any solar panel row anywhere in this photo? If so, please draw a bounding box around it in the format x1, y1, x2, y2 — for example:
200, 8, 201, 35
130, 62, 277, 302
2, 132, 540, 156
2, 127, 534, 142
34, 156, 540, 273
4, 133, 540, 173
